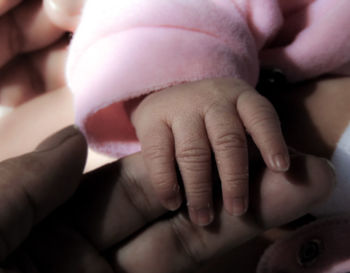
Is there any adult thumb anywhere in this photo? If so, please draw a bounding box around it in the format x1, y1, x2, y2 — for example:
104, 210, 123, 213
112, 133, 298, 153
0, 126, 87, 262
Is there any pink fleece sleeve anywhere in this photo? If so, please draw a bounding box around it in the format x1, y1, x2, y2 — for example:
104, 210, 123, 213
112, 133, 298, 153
66, 0, 350, 158
261, 0, 350, 82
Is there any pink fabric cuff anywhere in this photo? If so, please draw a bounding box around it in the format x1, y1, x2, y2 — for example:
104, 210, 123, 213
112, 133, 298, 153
67, 27, 258, 157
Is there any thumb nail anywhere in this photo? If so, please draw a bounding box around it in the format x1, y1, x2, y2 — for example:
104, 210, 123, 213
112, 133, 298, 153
35, 126, 82, 152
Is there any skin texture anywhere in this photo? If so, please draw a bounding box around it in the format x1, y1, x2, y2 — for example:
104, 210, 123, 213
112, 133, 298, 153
0, 0, 113, 172
0, 126, 335, 273
131, 78, 289, 225
0, 0, 84, 107
0, 1, 348, 271
196, 76, 350, 272
0, 0, 289, 225
1, 78, 349, 272
0, 0, 348, 225
0, 0, 66, 106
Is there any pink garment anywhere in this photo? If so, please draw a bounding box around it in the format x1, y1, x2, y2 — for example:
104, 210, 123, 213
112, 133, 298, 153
66, 0, 350, 158
67, 2, 350, 271
258, 215, 350, 273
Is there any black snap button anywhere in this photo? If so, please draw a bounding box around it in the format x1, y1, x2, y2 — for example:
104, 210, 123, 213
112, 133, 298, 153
256, 67, 288, 96
297, 239, 323, 267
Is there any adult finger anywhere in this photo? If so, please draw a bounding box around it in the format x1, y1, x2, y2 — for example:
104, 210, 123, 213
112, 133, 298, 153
69, 150, 334, 257
0, 126, 87, 261
205, 103, 249, 216
44, 0, 86, 31
111, 154, 335, 273
173, 114, 214, 226
0, 0, 22, 16
237, 90, 290, 172
0, 0, 63, 68
68, 153, 166, 251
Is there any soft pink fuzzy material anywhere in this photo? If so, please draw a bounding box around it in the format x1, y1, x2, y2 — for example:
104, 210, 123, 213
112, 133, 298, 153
66, 0, 350, 158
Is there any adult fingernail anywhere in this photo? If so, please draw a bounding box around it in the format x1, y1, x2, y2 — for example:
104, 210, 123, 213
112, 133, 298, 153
35, 126, 82, 152
189, 206, 214, 227
230, 197, 248, 216
272, 154, 290, 171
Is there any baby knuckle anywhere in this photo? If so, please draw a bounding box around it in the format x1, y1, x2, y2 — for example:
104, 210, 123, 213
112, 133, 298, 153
186, 183, 212, 198
180, 163, 210, 174
143, 144, 170, 162
224, 174, 249, 192
214, 132, 246, 150
151, 174, 175, 192
206, 83, 222, 98
247, 108, 279, 129
204, 100, 228, 118
203, 78, 243, 98
176, 145, 211, 165
240, 90, 265, 104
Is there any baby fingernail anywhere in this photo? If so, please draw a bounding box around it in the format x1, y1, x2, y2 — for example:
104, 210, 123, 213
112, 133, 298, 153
230, 197, 248, 216
165, 195, 182, 211
272, 154, 290, 171
189, 207, 214, 227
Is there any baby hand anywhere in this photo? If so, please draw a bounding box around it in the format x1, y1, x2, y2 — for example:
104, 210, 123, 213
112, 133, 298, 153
131, 78, 289, 226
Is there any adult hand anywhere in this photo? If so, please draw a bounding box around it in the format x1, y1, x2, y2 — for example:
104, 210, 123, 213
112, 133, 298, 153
0, 126, 87, 266
0, 0, 86, 106
0, 0, 112, 170
0, 0, 69, 107
0, 126, 335, 272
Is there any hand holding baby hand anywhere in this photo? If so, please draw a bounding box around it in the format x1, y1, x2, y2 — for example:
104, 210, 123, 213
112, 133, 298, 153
131, 78, 289, 226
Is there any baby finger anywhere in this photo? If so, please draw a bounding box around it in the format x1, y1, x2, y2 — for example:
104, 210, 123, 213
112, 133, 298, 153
205, 105, 249, 216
